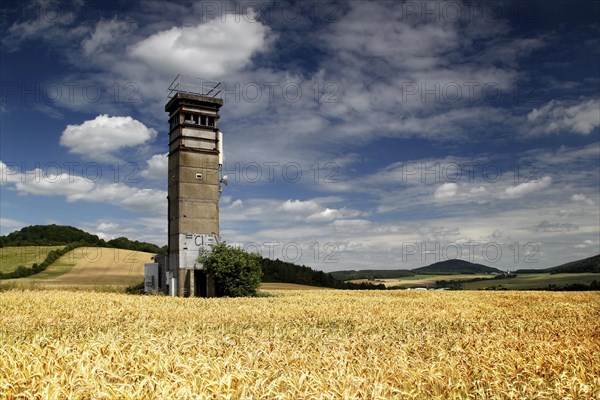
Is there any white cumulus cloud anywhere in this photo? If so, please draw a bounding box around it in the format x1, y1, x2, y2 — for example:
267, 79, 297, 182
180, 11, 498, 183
527, 98, 600, 135
574, 240, 594, 249
571, 193, 595, 205
87, 183, 166, 215
470, 186, 486, 194
97, 222, 120, 231
307, 208, 341, 222
0, 160, 16, 185
14, 171, 95, 200
60, 115, 157, 161
141, 153, 168, 180
1, 161, 165, 215
330, 219, 372, 228
277, 199, 321, 214
0, 217, 27, 235
82, 18, 135, 56
504, 176, 552, 199
129, 15, 272, 79
434, 183, 458, 200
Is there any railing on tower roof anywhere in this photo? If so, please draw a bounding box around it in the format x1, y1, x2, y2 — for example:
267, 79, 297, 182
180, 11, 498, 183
167, 74, 222, 100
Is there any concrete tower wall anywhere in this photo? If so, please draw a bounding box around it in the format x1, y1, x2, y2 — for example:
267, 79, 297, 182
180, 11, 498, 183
164, 92, 223, 297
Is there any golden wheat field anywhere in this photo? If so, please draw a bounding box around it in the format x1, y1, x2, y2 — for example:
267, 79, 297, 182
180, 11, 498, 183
0, 290, 598, 399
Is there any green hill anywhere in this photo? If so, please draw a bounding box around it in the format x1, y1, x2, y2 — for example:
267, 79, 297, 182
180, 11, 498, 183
0, 224, 105, 246
516, 254, 600, 274
412, 259, 503, 274
0, 225, 165, 254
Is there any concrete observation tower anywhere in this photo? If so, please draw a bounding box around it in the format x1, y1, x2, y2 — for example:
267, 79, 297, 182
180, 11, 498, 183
145, 75, 226, 297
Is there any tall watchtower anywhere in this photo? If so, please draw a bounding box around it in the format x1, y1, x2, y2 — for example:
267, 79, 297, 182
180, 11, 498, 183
164, 75, 224, 297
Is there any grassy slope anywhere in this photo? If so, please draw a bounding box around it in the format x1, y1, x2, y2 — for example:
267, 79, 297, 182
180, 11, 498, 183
0, 246, 64, 274
13, 247, 154, 287
463, 273, 600, 290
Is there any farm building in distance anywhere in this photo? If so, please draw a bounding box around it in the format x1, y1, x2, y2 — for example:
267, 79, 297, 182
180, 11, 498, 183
145, 75, 226, 297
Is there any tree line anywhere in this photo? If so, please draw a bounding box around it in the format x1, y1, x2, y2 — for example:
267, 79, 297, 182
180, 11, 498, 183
260, 257, 385, 290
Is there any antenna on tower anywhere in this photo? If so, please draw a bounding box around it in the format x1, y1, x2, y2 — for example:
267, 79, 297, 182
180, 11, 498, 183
167, 74, 222, 99
205, 82, 221, 98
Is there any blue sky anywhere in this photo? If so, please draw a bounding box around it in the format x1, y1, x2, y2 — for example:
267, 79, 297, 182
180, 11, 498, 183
1, 0, 599, 271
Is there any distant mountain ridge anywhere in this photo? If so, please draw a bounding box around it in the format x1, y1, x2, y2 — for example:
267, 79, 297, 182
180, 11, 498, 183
413, 259, 504, 274
331, 259, 503, 280
332, 255, 599, 281
516, 254, 599, 274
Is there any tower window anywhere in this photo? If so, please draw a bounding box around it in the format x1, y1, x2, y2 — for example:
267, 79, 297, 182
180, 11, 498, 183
170, 113, 179, 129
207, 116, 214, 127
